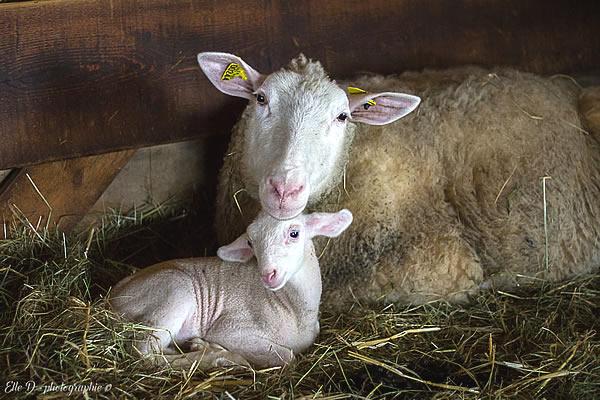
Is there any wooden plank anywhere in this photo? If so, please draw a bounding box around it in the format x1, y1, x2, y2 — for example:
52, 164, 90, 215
0, 170, 11, 184
0, 150, 135, 232
0, 0, 599, 170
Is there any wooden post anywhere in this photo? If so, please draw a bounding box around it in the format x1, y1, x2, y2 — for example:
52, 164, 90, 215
0, 150, 135, 233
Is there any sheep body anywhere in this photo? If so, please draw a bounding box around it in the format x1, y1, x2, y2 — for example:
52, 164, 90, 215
110, 209, 353, 368
111, 257, 313, 367
214, 63, 600, 307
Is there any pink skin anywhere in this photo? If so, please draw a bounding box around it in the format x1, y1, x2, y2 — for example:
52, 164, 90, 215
262, 270, 277, 287
197, 52, 421, 219
263, 174, 309, 220
111, 210, 353, 369
258, 225, 301, 289
218, 210, 354, 291
256, 225, 303, 289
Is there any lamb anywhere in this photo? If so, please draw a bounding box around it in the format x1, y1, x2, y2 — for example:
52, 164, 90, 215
197, 52, 600, 308
110, 209, 353, 368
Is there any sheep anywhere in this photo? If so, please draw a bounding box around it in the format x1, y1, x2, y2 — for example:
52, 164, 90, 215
110, 209, 353, 369
197, 52, 600, 309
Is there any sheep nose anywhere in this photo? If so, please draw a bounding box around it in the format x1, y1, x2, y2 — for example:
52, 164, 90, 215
268, 178, 305, 204
262, 269, 277, 286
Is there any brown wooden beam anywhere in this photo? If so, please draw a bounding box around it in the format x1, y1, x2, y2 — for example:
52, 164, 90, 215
0, 150, 135, 232
1, 0, 599, 170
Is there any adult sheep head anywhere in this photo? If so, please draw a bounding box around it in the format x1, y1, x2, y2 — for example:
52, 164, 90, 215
198, 52, 420, 219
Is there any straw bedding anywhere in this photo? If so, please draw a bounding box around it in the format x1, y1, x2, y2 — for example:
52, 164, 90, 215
1, 207, 598, 399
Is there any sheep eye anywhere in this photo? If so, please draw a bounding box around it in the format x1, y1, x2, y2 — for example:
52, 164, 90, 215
337, 112, 348, 122
247, 240, 253, 248
289, 230, 299, 239
363, 103, 371, 110
256, 93, 266, 104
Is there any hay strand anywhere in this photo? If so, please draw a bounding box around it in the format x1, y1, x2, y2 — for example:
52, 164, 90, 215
0, 205, 598, 399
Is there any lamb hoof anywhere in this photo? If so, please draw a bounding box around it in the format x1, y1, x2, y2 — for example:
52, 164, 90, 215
188, 337, 212, 351
215, 353, 251, 368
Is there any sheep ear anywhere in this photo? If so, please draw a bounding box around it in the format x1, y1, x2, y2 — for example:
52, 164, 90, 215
305, 209, 353, 239
197, 52, 265, 100
217, 234, 254, 263
347, 89, 421, 125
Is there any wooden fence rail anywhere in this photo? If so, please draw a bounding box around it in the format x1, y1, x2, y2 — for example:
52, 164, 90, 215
1, 0, 599, 169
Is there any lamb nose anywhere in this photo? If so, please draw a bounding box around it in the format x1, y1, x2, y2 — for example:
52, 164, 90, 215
262, 270, 277, 285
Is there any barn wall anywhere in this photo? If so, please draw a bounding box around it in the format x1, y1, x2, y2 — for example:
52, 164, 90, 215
1, 0, 600, 170
0, 140, 221, 230
90, 139, 211, 213
0, 171, 10, 184
1, 0, 599, 230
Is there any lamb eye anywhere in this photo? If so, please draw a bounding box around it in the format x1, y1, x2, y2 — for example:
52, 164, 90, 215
256, 93, 266, 104
289, 230, 299, 239
247, 240, 253, 248
337, 112, 348, 122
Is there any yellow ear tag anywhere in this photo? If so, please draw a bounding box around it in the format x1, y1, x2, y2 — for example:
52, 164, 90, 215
347, 86, 367, 95
347, 86, 377, 107
221, 63, 248, 81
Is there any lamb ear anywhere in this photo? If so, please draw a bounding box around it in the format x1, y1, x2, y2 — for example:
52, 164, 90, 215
347, 90, 421, 125
305, 209, 353, 239
217, 234, 254, 263
197, 52, 264, 100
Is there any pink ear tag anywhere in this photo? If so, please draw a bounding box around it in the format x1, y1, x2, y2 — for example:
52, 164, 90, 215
221, 63, 248, 81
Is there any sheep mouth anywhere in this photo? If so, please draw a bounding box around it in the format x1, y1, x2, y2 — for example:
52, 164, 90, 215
263, 204, 305, 221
